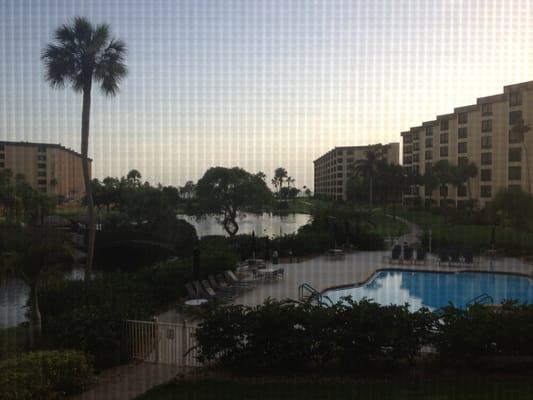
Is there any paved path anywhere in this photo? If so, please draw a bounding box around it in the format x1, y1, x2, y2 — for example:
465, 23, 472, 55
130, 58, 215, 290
70, 362, 194, 400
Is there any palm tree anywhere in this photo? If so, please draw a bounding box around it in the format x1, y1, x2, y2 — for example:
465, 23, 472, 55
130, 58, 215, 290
0, 227, 72, 348
423, 170, 439, 209
127, 169, 142, 187
42, 17, 127, 281
432, 160, 453, 210
510, 118, 531, 193
272, 167, 288, 196
353, 145, 386, 208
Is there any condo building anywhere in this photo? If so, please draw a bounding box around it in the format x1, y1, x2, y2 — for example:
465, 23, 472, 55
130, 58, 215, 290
401, 81, 533, 208
0, 141, 90, 201
314, 143, 400, 200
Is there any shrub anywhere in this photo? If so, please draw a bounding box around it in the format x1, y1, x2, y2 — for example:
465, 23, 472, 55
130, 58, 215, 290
0, 350, 93, 399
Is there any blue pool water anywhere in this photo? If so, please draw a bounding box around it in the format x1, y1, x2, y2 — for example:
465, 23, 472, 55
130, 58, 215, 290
322, 270, 533, 311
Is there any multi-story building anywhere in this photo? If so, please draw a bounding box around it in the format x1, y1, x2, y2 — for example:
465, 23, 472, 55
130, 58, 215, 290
314, 143, 400, 200
0, 141, 90, 201
401, 81, 533, 208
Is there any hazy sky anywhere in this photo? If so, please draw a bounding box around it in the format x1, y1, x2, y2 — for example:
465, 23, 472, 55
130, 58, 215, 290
1, 0, 532, 189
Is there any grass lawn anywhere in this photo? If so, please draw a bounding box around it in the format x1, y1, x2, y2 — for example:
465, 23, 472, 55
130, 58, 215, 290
366, 210, 409, 237
137, 375, 533, 400
0, 325, 28, 360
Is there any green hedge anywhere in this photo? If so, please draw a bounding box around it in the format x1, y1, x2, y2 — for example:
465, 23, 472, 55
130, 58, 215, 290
0, 350, 93, 399
194, 299, 533, 372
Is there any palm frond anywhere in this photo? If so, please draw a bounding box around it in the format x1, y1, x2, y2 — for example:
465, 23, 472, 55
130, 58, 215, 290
94, 39, 128, 96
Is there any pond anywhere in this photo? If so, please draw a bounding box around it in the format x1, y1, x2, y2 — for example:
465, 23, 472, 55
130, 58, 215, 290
177, 213, 311, 238
0, 267, 97, 329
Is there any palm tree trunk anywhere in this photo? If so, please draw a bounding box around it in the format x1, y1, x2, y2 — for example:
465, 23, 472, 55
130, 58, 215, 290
81, 82, 95, 282
28, 283, 41, 349
369, 178, 373, 209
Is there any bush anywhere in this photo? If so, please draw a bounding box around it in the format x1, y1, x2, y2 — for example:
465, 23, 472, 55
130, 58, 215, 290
0, 350, 93, 399
194, 299, 436, 372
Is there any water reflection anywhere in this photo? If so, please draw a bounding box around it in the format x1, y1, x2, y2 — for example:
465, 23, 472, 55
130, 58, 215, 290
324, 270, 533, 311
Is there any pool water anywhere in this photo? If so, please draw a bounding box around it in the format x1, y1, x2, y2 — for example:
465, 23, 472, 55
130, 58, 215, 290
322, 270, 533, 311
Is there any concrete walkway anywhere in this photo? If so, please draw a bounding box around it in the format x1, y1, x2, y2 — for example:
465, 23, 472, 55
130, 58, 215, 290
70, 362, 194, 400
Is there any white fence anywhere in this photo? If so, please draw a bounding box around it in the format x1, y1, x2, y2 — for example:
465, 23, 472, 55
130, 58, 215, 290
125, 320, 201, 367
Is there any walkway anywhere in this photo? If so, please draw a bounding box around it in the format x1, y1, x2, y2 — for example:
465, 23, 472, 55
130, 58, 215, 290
70, 362, 195, 400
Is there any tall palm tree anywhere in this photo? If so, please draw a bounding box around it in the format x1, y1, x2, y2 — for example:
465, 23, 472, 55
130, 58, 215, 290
510, 118, 531, 193
272, 167, 288, 196
432, 160, 453, 210
354, 145, 386, 208
127, 169, 142, 187
42, 17, 127, 281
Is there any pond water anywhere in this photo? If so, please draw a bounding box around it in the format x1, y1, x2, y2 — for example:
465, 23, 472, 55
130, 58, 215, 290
178, 213, 311, 238
0, 267, 96, 329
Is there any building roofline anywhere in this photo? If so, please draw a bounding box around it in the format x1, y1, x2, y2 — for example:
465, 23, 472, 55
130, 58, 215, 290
0, 140, 91, 161
454, 104, 479, 113
313, 142, 399, 162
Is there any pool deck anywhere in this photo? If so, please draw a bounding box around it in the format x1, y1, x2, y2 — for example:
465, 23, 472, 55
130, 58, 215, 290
232, 251, 533, 307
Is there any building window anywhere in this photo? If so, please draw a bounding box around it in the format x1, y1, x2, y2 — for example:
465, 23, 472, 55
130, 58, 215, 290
425, 185, 432, 196
337, 165, 343, 171
413, 165, 420, 173
440, 120, 449, 131
440, 186, 448, 197
347, 157, 354, 163
37, 171, 46, 177
425, 162, 432, 173
0, 144, 4, 151
404, 156, 412, 164
404, 145, 412, 154
337, 173, 343, 178
481, 136, 492, 149
481, 120, 492, 132
440, 133, 448, 144
0, 154, 4, 159
37, 146, 46, 153
457, 185, 467, 197
481, 153, 492, 165
0, 162, 4, 168
38, 163, 46, 169
426, 126, 433, 136
347, 150, 354, 155
458, 127, 468, 139
37, 155, 46, 161
413, 142, 420, 151
458, 156, 468, 166
425, 150, 433, 160
458, 142, 467, 154
509, 90, 522, 107
509, 166, 522, 181
425, 138, 433, 148
509, 184, 522, 191
509, 130, 522, 144
481, 103, 492, 116
404, 135, 412, 143
509, 110, 522, 125
413, 132, 419, 141
458, 112, 468, 124
37, 179, 47, 185
509, 148, 522, 162
440, 147, 448, 157
413, 153, 420, 162
480, 185, 492, 198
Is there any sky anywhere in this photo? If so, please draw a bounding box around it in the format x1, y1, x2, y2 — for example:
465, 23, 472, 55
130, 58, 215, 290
1, 0, 532, 189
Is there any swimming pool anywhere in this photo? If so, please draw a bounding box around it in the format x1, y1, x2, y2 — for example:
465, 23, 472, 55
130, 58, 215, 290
322, 269, 533, 311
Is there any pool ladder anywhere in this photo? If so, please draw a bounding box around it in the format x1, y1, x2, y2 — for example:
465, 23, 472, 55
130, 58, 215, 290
298, 283, 334, 306
466, 293, 494, 307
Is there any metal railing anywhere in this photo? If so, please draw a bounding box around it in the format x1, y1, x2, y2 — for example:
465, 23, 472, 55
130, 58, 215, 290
125, 319, 200, 367
466, 293, 494, 307
298, 283, 334, 306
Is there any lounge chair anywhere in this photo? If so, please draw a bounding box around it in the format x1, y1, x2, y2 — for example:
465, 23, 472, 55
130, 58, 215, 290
208, 275, 238, 295
390, 245, 401, 263
185, 283, 197, 299
449, 249, 461, 266
216, 273, 248, 292
402, 246, 414, 264
415, 249, 426, 265
438, 250, 449, 266
225, 270, 255, 288
202, 280, 236, 301
463, 249, 474, 265
192, 280, 210, 298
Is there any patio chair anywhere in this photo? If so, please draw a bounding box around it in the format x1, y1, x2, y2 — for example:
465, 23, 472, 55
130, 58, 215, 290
390, 245, 401, 263
185, 283, 197, 299
449, 249, 461, 266
209, 275, 238, 295
216, 273, 249, 292
402, 246, 414, 264
415, 249, 426, 265
192, 280, 210, 298
463, 249, 474, 265
202, 280, 236, 301
438, 250, 449, 266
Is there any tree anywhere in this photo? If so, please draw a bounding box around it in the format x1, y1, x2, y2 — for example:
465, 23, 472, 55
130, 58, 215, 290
42, 17, 127, 281
0, 227, 73, 347
422, 169, 439, 209
196, 167, 273, 236
180, 181, 196, 200
353, 145, 387, 208
510, 118, 531, 193
489, 187, 533, 231
432, 160, 453, 209
452, 162, 478, 208
272, 167, 288, 196
126, 169, 142, 187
